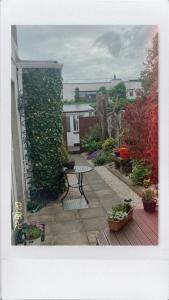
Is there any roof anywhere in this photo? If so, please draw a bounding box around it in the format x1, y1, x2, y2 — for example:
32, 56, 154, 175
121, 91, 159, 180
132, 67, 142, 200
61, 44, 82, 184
63, 104, 94, 113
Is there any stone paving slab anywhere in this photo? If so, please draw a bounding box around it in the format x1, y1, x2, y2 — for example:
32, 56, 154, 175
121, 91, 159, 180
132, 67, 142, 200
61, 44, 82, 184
27, 153, 142, 245
82, 216, 107, 231
52, 231, 89, 245
78, 207, 106, 219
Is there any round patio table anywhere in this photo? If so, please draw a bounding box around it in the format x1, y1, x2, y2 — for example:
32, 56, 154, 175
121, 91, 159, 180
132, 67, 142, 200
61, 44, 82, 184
61, 165, 93, 204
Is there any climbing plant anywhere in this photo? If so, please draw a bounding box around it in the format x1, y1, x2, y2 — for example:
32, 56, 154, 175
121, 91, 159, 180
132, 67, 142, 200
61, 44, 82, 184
19, 68, 65, 198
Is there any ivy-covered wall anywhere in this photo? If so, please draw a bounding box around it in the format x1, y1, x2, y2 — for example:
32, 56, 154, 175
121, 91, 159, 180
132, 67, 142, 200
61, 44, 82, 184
21, 68, 64, 197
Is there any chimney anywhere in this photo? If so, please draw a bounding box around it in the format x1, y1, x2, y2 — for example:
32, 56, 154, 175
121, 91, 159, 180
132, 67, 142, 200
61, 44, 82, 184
114, 74, 116, 80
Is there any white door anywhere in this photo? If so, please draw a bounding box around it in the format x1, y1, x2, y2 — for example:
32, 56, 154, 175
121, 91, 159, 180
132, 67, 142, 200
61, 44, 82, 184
67, 114, 80, 146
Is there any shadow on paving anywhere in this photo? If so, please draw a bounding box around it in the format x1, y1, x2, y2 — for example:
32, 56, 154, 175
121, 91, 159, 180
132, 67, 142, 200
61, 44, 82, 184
27, 154, 122, 245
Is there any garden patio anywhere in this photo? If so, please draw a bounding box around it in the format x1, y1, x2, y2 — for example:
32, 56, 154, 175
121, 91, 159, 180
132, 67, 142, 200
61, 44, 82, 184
16, 31, 159, 246
26, 154, 158, 245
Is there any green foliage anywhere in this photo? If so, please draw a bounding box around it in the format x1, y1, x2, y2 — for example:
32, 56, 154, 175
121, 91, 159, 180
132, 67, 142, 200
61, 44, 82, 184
142, 189, 155, 202
20, 68, 64, 195
93, 152, 112, 165
108, 200, 133, 221
112, 98, 136, 112
82, 123, 103, 152
102, 138, 116, 152
109, 82, 127, 99
23, 225, 41, 240
85, 140, 102, 153
60, 143, 70, 165
130, 161, 152, 185
74, 87, 80, 102
99, 86, 107, 94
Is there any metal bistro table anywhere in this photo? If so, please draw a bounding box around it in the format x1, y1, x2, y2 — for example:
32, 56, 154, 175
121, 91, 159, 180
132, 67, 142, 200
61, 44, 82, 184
61, 165, 93, 205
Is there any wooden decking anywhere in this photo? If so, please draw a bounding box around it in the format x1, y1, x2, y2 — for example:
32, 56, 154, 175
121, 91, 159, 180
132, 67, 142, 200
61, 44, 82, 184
97, 209, 158, 246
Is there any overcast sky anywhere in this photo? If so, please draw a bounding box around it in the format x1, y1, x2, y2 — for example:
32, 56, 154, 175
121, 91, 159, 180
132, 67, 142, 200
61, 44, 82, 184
17, 25, 158, 83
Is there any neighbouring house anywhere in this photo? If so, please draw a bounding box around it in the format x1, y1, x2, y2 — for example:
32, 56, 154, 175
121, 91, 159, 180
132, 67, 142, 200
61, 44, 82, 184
63, 77, 121, 101
125, 79, 142, 99
63, 78, 142, 101
63, 104, 95, 151
11, 26, 63, 244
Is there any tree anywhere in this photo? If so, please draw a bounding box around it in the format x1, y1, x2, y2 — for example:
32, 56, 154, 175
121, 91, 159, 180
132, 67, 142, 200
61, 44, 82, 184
96, 93, 109, 139
140, 32, 158, 100
109, 82, 126, 99
74, 87, 80, 102
123, 32, 158, 183
98, 86, 107, 94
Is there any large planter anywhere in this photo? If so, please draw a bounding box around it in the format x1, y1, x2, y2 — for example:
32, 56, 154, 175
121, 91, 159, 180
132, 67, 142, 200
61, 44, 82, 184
107, 209, 133, 232
142, 199, 157, 213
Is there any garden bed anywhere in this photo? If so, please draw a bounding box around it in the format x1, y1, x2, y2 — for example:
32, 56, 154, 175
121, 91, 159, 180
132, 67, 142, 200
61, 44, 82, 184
106, 162, 157, 199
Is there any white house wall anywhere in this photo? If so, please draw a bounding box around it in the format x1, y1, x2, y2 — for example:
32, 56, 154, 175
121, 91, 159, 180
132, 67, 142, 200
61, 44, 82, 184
63, 80, 122, 100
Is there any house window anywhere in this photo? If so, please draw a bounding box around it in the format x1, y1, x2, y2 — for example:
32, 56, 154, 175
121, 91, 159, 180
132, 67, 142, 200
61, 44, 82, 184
73, 115, 79, 131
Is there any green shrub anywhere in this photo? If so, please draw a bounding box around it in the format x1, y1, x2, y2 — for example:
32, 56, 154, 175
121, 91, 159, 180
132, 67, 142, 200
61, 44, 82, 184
93, 153, 112, 165
130, 162, 152, 185
85, 140, 102, 153
60, 143, 69, 165
102, 138, 116, 152
19, 68, 65, 196
82, 124, 103, 152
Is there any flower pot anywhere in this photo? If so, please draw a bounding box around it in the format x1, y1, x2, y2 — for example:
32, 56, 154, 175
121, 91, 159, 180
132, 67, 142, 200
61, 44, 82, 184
65, 160, 75, 169
25, 236, 41, 245
107, 209, 133, 232
142, 199, 157, 213
119, 146, 130, 159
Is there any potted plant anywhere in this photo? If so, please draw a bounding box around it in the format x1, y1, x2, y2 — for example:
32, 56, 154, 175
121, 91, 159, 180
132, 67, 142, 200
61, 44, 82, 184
22, 222, 45, 245
142, 189, 157, 213
107, 199, 133, 231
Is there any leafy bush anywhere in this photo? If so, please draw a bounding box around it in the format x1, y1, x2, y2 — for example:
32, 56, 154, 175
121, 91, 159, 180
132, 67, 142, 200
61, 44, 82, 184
93, 152, 112, 165
60, 143, 69, 166
19, 68, 65, 197
130, 162, 152, 185
85, 140, 102, 153
82, 124, 103, 153
102, 138, 116, 152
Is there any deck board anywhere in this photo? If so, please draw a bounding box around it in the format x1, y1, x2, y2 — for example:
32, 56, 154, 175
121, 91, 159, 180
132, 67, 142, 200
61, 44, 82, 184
97, 209, 158, 246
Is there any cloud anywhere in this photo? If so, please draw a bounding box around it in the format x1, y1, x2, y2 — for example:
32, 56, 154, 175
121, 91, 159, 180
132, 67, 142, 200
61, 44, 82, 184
16, 25, 158, 82
93, 31, 122, 57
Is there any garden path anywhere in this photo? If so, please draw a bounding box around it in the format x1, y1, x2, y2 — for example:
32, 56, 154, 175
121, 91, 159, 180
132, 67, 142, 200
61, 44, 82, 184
27, 154, 142, 245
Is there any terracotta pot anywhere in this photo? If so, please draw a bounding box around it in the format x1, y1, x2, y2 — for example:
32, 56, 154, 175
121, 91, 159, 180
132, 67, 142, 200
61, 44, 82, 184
119, 146, 130, 159
142, 199, 157, 213
107, 209, 133, 232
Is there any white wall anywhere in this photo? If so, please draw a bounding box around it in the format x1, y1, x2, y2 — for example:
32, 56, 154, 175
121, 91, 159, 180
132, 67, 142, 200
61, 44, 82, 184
11, 33, 27, 235
63, 80, 122, 100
